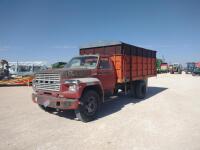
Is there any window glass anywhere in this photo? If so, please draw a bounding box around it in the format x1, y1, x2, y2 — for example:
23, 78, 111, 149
66, 56, 98, 69
99, 58, 111, 69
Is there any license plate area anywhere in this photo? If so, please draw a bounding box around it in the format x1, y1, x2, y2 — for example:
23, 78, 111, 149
43, 100, 50, 107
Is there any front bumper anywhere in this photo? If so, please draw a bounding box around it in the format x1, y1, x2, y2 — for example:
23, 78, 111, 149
32, 93, 79, 110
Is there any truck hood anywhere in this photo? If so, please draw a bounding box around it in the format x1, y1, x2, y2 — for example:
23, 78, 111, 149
37, 68, 93, 79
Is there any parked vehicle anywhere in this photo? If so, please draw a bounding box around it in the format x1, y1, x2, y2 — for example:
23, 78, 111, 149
156, 59, 162, 73
192, 62, 200, 76
156, 59, 168, 73
192, 68, 200, 76
169, 63, 182, 74
0, 59, 9, 80
160, 63, 169, 73
185, 62, 195, 74
52, 62, 67, 69
9, 61, 47, 77
0, 60, 45, 85
32, 41, 157, 122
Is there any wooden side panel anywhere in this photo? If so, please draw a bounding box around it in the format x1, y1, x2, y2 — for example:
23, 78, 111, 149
132, 56, 137, 78
111, 55, 124, 83
147, 58, 152, 75
111, 54, 157, 83
131, 56, 156, 81
152, 58, 156, 74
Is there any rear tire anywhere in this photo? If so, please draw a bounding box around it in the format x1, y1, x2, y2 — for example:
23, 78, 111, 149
130, 81, 136, 97
75, 90, 100, 122
135, 81, 147, 99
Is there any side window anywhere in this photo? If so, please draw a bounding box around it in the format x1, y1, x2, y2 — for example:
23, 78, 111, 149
99, 58, 112, 69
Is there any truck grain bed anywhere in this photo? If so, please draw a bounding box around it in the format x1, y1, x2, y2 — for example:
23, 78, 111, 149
80, 41, 156, 83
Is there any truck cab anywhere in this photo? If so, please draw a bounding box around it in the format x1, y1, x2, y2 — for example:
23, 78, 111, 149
32, 55, 118, 122
65, 55, 117, 94
186, 62, 195, 74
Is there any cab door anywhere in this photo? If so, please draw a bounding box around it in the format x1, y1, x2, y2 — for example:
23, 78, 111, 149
97, 57, 116, 95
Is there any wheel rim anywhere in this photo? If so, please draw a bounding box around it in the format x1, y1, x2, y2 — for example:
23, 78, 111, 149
84, 96, 97, 115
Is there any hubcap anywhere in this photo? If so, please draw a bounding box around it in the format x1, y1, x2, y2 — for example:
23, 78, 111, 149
84, 96, 97, 115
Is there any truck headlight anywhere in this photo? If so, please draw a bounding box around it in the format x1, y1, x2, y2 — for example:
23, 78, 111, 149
65, 80, 80, 92
69, 84, 78, 92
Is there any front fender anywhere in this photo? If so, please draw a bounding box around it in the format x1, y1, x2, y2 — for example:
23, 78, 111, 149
61, 78, 104, 101
77, 77, 104, 102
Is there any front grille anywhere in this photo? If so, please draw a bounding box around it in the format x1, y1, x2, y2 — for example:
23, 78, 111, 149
34, 73, 61, 91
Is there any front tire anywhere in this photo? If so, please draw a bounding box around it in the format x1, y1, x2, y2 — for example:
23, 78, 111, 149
75, 90, 100, 122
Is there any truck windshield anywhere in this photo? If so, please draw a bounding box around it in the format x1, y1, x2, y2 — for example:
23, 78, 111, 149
66, 56, 98, 69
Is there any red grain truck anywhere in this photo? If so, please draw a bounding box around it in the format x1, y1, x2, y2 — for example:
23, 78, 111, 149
32, 41, 157, 122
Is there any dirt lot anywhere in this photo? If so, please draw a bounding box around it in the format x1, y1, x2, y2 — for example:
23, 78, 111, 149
0, 73, 200, 150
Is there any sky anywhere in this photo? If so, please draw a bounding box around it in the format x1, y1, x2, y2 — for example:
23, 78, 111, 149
0, 0, 200, 65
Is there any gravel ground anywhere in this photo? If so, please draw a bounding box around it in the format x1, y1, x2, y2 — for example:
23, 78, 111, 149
0, 73, 200, 150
